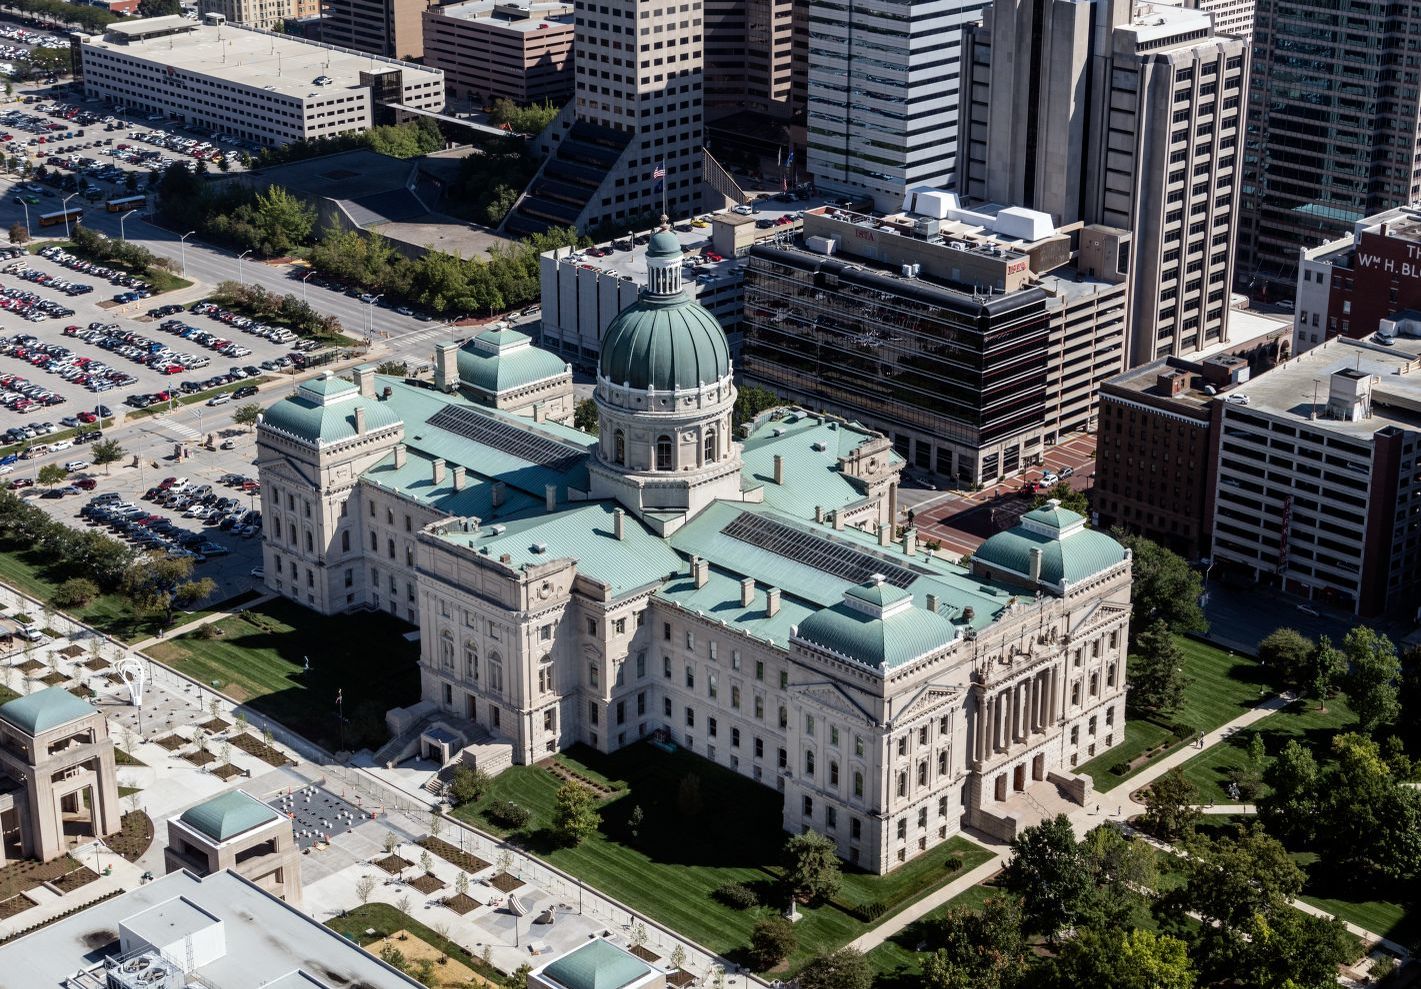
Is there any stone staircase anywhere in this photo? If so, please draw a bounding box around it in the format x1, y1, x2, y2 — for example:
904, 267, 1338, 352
421, 735, 515, 796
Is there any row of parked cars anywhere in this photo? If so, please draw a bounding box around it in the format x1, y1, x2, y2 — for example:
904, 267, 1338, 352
80, 492, 230, 558
127, 129, 231, 168
0, 285, 76, 322
8, 264, 93, 297
0, 372, 65, 413
191, 301, 300, 347
157, 319, 253, 360
39, 247, 155, 294
0, 334, 136, 396
68, 323, 210, 377
144, 480, 262, 537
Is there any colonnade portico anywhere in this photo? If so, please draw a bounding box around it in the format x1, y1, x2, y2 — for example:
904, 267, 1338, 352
973, 663, 1060, 764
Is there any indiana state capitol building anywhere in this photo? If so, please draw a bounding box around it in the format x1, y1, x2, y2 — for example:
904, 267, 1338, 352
255, 230, 1134, 872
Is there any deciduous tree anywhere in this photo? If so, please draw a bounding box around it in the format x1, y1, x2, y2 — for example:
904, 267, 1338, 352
91, 438, 124, 474
1141, 768, 1201, 841
1003, 814, 1091, 937
1343, 627, 1401, 734
551, 781, 598, 846
783, 829, 842, 904
748, 916, 796, 968
797, 948, 871, 989
1258, 627, 1314, 692
1115, 534, 1207, 637
1050, 928, 1195, 989
232, 403, 262, 431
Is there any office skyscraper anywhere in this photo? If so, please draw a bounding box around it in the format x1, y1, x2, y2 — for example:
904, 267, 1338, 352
805, 0, 989, 212
1238, 0, 1421, 290
960, 0, 1248, 365
503, 0, 706, 235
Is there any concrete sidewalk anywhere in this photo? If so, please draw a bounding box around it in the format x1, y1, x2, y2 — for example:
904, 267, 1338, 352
131, 592, 275, 651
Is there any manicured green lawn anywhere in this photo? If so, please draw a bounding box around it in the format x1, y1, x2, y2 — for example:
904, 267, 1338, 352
865, 882, 1001, 986
147, 598, 420, 750
453, 742, 992, 974
0, 547, 166, 642
1079, 636, 1268, 793
327, 902, 506, 982
1175, 696, 1354, 803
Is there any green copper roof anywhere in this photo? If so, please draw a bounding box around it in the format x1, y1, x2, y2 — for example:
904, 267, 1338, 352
599, 292, 730, 391
542, 939, 652, 989
0, 686, 95, 735
646, 229, 682, 260
739, 413, 876, 520
458, 330, 567, 395
260, 373, 403, 447
179, 790, 281, 842
795, 579, 959, 669
439, 501, 682, 596
974, 502, 1128, 587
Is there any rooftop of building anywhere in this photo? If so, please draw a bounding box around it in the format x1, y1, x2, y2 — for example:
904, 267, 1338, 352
0, 870, 424, 988
457, 327, 569, 395
85, 17, 443, 99
1224, 334, 1421, 436
535, 938, 655, 989
177, 789, 283, 842
435, 0, 574, 29
974, 501, 1129, 589
0, 686, 96, 736
1113, 1, 1217, 50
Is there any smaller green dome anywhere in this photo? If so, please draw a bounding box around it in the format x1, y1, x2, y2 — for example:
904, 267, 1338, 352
457, 329, 567, 395
647, 230, 682, 260
0, 686, 95, 735
599, 293, 730, 391
180, 790, 282, 842
260, 372, 402, 446
974, 501, 1128, 587
794, 577, 958, 670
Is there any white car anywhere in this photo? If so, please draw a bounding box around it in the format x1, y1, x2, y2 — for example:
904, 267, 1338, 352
1040, 470, 1059, 484
63, 460, 89, 473
50, 439, 73, 452
0, 464, 12, 476
249, 565, 264, 578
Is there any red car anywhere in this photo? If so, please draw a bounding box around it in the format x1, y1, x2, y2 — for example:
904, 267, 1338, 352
74, 478, 97, 491
77, 411, 97, 423
159, 477, 178, 489
8, 478, 33, 489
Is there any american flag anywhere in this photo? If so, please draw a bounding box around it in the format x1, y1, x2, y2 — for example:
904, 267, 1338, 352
652, 162, 666, 179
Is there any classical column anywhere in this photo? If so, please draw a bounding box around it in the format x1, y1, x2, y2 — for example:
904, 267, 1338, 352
975, 691, 988, 761
994, 689, 1006, 752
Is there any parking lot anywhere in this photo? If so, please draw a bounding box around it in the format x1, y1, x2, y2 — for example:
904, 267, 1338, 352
0, 246, 311, 422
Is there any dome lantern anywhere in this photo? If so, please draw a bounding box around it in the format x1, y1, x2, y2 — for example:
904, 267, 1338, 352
645, 216, 683, 296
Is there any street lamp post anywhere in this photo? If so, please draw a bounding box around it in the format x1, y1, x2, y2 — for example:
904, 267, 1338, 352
302, 270, 314, 304
179, 230, 196, 276
238, 249, 253, 287
20, 201, 29, 239
61, 192, 77, 239
366, 294, 382, 339
119, 208, 139, 242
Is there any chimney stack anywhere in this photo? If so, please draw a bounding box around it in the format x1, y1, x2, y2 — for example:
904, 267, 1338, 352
533, 403, 547, 423
903, 528, 917, 556
613, 508, 625, 541
545, 484, 557, 512
766, 586, 781, 617
452, 465, 466, 491
693, 555, 709, 588
1029, 546, 1043, 583
773, 454, 784, 484
354, 405, 366, 435
393, 443, 407, 469
492, 480, 506, 508
432, 458, 446, 485
926, 592, 939, 614
878, 522, 891, 546
833, 509, 845, 531
353, 364, 376, 397
814, 505, 825, 523
434, 341, 460, 392
740, 577, 755, 608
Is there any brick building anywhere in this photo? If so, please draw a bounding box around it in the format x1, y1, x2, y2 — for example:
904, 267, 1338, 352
422, 0, 575, 107
1294, 203, 1421, 354
1094, 355, 1245, 559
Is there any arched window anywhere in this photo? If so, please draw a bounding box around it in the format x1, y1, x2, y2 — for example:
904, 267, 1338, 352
703, 429, 716, 464
656, 435, 673, 471
614, 430, 625, 465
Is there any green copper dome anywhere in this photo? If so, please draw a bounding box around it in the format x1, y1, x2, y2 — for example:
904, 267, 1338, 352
646, 230, 682, 260
599, 291, 731, 391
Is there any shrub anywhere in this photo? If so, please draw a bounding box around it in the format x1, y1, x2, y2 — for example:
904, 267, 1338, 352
851, 900, 887, 922
1111, 761, 1131, 776
51, 577, 99, 608
193, 622, 222, 640
1171, 722, 1197, 740
749, 916, 796, 968
943, 854, 963, 873
712, 881, 758, 909
485, 800, 530, 829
